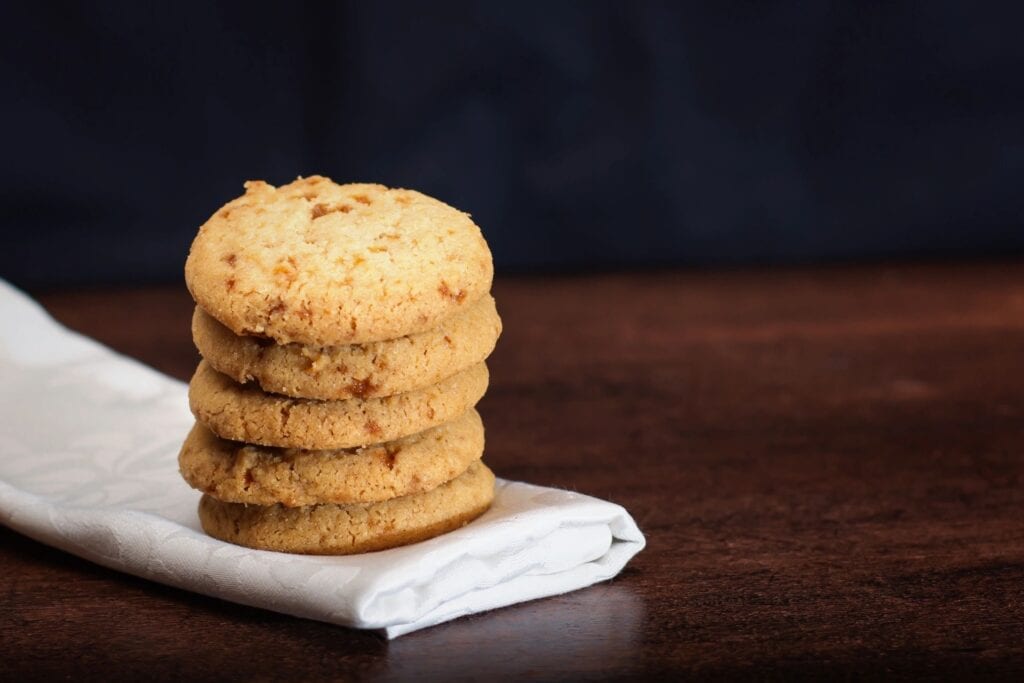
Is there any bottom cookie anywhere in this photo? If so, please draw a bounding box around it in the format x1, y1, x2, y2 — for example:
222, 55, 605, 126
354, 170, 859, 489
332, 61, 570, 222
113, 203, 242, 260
198, 461, 495, 555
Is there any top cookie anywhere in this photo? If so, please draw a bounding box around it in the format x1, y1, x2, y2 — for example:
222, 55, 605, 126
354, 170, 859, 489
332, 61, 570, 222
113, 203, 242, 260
185, 176, 494, 345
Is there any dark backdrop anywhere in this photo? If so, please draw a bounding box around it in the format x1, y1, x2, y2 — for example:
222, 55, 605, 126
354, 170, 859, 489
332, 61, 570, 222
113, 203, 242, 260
2, 1, 1023, 288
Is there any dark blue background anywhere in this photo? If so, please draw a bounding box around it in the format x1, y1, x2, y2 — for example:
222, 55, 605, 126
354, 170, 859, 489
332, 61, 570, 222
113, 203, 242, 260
2, 1, 1022, 288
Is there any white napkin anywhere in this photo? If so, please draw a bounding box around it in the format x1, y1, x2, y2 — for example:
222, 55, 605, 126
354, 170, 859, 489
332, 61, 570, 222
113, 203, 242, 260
0, 280, 644, 638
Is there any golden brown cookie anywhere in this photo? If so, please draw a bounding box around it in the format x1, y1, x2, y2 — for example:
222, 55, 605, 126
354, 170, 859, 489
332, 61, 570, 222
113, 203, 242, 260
188, 359, 489, 449
179, 409, 484, 507
198, 461, 496, 555
184, 177, 494, 346
192, 295, 501, 400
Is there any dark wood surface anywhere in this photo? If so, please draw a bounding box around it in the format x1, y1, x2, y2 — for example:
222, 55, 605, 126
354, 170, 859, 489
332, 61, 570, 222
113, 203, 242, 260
4, 263, 1024, 679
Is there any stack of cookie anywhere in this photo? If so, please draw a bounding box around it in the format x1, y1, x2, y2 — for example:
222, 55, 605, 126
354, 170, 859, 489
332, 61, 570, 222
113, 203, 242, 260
177, 177, 501, 554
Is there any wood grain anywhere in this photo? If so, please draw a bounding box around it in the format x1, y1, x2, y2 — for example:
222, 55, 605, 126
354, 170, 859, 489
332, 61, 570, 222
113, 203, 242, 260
4, 262, 1024, 678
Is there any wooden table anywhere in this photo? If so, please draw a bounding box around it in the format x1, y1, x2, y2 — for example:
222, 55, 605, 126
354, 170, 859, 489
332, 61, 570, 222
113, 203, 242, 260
4, 263, 1024, 678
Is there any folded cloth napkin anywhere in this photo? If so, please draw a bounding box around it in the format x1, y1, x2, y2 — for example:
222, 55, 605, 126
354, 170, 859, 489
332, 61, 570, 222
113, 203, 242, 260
0, 280, 645, 638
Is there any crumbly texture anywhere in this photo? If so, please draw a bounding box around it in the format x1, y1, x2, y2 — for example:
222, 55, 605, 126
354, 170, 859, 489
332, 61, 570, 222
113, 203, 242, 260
179, 409, 484, 506
184, 177, 494, 346
192, 295, 501, 400
198, 461, 495, 555
189, 360, 489, 449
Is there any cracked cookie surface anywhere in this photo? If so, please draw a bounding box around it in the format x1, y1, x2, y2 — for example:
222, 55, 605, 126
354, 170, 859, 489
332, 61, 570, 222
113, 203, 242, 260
192, 294, 501, 400
188, 359, 489, 449
185, 176, 494, 346
179, 409, 484, 507
198, 461, 496, 554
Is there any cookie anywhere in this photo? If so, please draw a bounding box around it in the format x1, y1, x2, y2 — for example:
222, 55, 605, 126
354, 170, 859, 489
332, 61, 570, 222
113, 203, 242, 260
189, 359, 489, 449
184, 177, 494, 346
198, 461, 495, 554
192, 295, 501, 400
179, 408, 484, 507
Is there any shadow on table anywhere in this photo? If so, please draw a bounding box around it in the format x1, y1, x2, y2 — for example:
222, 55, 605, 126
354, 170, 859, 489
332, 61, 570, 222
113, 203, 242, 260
376, 583, 645, 679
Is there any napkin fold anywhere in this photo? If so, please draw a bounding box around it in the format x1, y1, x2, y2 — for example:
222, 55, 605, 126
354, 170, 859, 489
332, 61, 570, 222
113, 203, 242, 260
0, 280, 644, 637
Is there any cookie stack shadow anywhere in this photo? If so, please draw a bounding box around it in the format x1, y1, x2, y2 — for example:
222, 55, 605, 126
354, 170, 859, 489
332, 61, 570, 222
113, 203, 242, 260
177, 178, 500, 554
